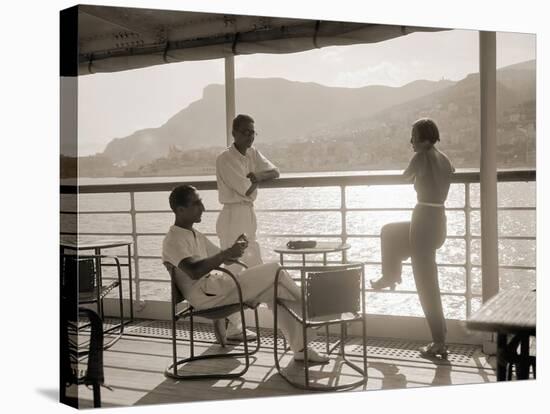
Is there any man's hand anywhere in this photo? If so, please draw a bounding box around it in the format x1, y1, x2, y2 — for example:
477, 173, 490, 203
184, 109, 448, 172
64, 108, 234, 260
246, 172, 259, 184
224, 238, 247, 259
246, 172, 259, 196
236, 233, 249, 248
245, 182, 258, 197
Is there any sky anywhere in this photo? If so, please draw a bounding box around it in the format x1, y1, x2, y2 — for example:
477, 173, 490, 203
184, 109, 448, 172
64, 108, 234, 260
77, 27, 535, 156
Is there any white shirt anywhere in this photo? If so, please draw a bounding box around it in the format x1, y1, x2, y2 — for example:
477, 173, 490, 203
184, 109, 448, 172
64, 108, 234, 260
162, 225, 220, 267
162, 225, 222, 296
216, 145, 278, 204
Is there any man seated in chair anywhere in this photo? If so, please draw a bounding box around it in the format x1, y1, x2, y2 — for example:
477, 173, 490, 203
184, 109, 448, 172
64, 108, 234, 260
162, 184, 329, 363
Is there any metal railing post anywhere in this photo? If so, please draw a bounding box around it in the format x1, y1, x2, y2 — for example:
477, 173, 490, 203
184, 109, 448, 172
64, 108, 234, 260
464, 183, 472, 317
129, 192, 141, 303
341, 185, 348, 263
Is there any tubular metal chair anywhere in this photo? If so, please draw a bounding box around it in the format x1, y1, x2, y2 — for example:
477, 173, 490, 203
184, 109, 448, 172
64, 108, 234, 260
273, 262, 368, 391
62, 254, 125, 349
61, 307, 105, 408
163, 262, 261, 380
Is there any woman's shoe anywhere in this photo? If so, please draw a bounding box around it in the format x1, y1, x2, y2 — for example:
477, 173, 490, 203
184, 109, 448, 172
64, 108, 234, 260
370, 277, 397, 291
419, 342, 449, 359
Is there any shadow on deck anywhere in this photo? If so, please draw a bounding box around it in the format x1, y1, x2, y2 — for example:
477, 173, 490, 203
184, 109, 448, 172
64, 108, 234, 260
71, 319, 497, 408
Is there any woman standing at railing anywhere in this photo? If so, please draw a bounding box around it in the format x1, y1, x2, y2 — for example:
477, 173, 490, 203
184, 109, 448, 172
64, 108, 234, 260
370, 118, 455, 358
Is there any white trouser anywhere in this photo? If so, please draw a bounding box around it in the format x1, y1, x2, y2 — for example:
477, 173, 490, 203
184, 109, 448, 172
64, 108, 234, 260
216, 203, 263, 267
216, 202, 264, 330
190, 263, 307, 352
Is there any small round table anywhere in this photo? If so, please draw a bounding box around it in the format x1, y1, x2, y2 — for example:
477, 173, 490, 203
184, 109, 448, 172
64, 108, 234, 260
274, 241, 350, 267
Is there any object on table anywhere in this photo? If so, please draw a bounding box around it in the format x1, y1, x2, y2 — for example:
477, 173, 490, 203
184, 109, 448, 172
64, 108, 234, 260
286, 240, 317, 249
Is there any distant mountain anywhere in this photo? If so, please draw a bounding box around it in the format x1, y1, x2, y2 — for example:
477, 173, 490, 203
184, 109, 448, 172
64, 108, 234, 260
101, 59, 535, 168
314, 59, 535, 143
496, 59, 536, 103
291, 59, 535, 170
102, 77, 454, 165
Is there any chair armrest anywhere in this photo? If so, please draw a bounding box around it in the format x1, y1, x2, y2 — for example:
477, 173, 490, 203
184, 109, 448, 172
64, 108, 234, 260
78, 254, 121, 266
81, 255, 123, 286
214, 267, 246, 306
97, 255, 122, 279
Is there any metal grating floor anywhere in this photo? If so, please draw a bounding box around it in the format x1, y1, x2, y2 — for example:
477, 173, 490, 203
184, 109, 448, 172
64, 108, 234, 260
102, 318, 486, 367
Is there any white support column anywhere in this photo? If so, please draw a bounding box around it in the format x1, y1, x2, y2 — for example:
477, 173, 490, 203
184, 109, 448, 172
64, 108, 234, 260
224, 56, 236, 147
479, 31, 499, 303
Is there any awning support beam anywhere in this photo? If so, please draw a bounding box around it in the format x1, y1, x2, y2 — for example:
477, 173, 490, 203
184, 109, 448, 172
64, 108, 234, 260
224, 56, 236, 147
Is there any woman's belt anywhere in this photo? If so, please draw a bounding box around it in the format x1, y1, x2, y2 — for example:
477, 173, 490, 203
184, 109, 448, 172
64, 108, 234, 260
417, 201, 445, 208
222, 200, 254, 207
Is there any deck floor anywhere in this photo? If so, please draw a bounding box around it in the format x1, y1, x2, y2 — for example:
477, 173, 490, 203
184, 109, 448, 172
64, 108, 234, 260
68, 319, 497, 408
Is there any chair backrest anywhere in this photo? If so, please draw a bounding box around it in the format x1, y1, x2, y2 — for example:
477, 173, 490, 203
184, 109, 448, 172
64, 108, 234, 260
306, 267, 362, 318
62, 255, 96, 294
163, 261, 193, 305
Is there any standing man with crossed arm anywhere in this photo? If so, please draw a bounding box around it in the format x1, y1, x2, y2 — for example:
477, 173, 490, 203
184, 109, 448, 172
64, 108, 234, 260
215, 114, 280, 341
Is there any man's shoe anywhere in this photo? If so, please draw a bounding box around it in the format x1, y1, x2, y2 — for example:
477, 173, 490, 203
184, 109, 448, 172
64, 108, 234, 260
293, 348, 330, 364
213, 319, 227, 347
226, 327, 258, 342
419, 342, 448, 359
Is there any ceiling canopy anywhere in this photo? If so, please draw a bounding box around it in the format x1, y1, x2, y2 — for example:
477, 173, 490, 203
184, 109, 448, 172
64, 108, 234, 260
75, 5, 447, 75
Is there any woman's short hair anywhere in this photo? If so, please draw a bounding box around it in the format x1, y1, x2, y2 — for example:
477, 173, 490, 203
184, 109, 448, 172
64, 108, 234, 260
412, 118, 440, 144
169, 185, 197, 212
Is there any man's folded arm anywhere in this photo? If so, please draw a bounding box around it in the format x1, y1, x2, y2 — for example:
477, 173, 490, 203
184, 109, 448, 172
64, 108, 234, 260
216, 157, 251, 197
254, 168, 279, 182
177, 251, 232, 280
